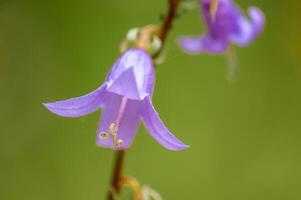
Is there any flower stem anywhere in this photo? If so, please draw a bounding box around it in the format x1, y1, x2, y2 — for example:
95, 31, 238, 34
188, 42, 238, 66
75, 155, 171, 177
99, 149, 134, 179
106, 1, 180, 199
159, 0, 180, 45
153, 0, 180, 58
107, 150, 126, 200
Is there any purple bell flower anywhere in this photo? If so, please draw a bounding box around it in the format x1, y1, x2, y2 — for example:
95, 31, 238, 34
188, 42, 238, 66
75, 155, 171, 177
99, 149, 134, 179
44, 48, 188, 151
178, 0, 265, 54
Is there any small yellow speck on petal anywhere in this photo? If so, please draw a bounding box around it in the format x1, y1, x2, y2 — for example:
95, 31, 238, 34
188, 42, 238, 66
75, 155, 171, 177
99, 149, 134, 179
116, 139, 123, 147
99, 132, 109, 140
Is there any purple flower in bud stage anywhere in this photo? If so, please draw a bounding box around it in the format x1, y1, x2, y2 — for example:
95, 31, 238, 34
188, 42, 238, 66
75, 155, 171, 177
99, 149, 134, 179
178, 0, 265, 54
44, 48, 188, 151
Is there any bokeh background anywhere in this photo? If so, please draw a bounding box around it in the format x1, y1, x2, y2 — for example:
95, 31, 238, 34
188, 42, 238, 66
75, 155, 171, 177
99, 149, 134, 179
1, 0, 301, 199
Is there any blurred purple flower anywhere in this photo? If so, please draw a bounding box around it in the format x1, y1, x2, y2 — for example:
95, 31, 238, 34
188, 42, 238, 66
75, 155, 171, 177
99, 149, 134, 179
178, 0, 265, 54
44, 48, 188, 151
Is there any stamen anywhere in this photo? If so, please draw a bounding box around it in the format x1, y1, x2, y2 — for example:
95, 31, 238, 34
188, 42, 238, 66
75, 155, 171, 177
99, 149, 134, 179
210, 0, 219, 22
109, 123, 117, 135
98, 96, 128, 148
99, 132, 109, 140
116, 139, 124, 147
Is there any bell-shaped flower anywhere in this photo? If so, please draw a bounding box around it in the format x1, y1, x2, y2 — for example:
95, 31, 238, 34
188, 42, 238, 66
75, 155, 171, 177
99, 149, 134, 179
178, 0, 265, 54
44, 48, 188, 151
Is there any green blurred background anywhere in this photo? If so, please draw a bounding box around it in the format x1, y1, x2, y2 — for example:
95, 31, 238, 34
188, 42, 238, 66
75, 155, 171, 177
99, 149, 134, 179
1, 0, 301, 199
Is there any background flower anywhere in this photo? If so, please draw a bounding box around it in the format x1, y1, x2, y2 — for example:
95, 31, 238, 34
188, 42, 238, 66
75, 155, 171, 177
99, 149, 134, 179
178, 0, 265, 54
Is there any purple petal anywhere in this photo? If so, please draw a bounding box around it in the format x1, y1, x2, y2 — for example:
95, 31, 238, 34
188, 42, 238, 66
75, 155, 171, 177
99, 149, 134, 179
142, 96, 189, 151
106, 48, 155, 100
201, 0, 240, 40
107, 67, 142, 101
178, 35, 228, 54
230, 7, 265, 46
248, 7, 265, 37
96, 93, 141, 150
44, 83, 107, 117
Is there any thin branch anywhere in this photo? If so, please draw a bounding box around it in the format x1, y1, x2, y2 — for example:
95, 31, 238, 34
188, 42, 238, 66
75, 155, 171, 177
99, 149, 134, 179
107, 150, 126, 200
152, 0, 180, 58
106, 1, 181, 200
159, 0, 180, 46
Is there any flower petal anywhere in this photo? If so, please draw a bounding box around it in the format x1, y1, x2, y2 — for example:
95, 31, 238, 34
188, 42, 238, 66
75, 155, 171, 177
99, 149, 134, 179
142, 96, 189, 151
107, 67, 143, 101
248, 7, 265, 37
44, 83, 107, 117
230, 7, 265, 46
178, 35, 228, 54
96, 93, 141, 150
106, 48, 154, 100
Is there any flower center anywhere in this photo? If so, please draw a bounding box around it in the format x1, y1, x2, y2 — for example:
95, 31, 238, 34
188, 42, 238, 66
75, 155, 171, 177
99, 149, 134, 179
99, 96, 128, 148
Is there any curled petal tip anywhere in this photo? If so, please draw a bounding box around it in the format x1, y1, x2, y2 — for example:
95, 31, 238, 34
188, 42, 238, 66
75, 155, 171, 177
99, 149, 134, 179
43, 102, 64, 116
43, 84, 106, 117
142, 96, 189, 151
248, 6, 265, 36
43, 101, 87, 118
230, 6, 265, 46
170, 143, 190, 151
160, 139, 189, 151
